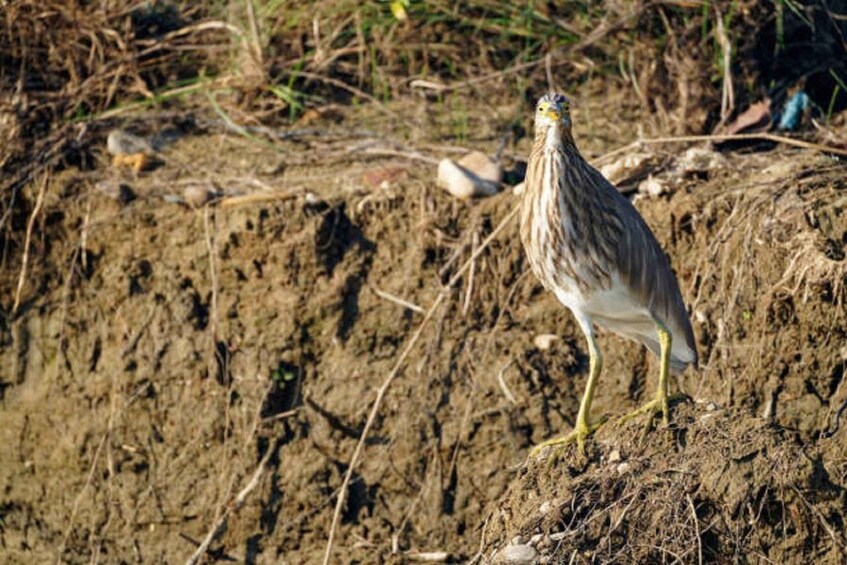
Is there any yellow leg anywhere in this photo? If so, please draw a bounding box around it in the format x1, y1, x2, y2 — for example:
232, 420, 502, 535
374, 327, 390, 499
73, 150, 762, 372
531, 322, 605, 457
619, 322, 684, 427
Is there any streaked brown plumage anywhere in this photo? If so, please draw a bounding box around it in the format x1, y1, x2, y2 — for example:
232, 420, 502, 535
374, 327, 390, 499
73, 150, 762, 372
520, 92, 697, 454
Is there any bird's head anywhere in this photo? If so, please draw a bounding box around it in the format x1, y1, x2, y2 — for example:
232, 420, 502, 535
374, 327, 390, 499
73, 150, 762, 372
534, 93, 572, 138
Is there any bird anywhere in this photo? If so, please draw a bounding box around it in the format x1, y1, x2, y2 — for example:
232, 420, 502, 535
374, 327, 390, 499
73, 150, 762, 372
519, 92, 697, 455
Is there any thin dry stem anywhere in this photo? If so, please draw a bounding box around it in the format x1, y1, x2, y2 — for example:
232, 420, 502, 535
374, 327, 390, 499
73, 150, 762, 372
595, 133, 847, 163
12, 174, 48, 316
371, 286, 425, 314
185, 445, 275, 565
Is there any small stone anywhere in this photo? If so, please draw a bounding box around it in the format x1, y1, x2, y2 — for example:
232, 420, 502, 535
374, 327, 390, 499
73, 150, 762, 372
533, 334, 558, 351
183, 184, 215, 208
637, 175, 668, 197
608, 449, 621, 463
512, 181, 526, 195
511, 535, 526, 546
496, 543, 539, 565
616, 462, 631, 475
676, 147, 726, 176
528, 533, 544, 547
437, 156, 500, 199
457, 150, 502, 184
599, 152, 657, 185
107, 129, 153, 156
538, 501, 552, 515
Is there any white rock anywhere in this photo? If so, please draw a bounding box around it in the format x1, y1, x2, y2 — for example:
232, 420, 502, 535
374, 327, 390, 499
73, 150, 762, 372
599, 152, 657, 185
533, 334, 558, 350
538, 501, 552, 515
458, 150, 502, 183
496, 544, 539, 565
608, 449, 621, 463
107, 129, 153, 155
513, 181, 526, 195
676, 147, 726, 175
638, 175, 668, 197
616, 462, 631, 475
437, 157, 500, 199
511, 535, 526, 545
528, 533, 544, 547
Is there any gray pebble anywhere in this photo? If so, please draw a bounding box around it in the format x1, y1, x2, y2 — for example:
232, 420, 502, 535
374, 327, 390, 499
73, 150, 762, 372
497, 544, 539, 565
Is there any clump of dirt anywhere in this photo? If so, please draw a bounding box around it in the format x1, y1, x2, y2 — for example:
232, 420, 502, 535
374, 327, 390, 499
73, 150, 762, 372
1, 88, 845, 564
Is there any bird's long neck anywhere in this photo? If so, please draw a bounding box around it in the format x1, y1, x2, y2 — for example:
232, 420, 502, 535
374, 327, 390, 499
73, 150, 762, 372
521, 126, 567, 266
523, 124, 581, 227
519, 122, 596, 289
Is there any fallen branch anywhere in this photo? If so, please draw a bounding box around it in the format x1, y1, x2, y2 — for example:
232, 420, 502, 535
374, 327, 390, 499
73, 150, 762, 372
594, 132, 847, 164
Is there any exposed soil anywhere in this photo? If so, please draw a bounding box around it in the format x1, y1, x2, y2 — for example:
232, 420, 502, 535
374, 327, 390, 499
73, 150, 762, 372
1, 87, 846, 564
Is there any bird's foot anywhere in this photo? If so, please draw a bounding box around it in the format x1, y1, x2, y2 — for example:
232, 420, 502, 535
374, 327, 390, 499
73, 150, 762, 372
529, 417, 606, 459
618, 392, 688, 427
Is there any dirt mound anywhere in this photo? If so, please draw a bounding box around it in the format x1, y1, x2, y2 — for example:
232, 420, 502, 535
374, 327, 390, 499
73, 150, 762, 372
1, 95, 846, 564
486, 404, 845, 564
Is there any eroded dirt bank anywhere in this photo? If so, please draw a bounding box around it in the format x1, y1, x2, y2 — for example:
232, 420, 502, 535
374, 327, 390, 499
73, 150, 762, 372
1, 97, 846, 563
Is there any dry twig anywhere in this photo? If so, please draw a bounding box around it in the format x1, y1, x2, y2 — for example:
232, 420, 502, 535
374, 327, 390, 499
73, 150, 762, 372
595, 132, 847, 163
185, 446, 275, 565
371, 286, 425, 314
12, 174, 48, 316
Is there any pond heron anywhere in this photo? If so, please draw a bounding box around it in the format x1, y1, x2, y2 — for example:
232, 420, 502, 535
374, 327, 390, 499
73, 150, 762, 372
519, 92, 697, 455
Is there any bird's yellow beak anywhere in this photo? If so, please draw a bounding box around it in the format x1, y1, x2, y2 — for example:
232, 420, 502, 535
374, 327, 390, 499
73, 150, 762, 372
538, 101, 562, 121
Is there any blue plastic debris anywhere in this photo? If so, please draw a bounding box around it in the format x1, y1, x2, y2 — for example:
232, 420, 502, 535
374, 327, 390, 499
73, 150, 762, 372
777, 91, 810, 131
